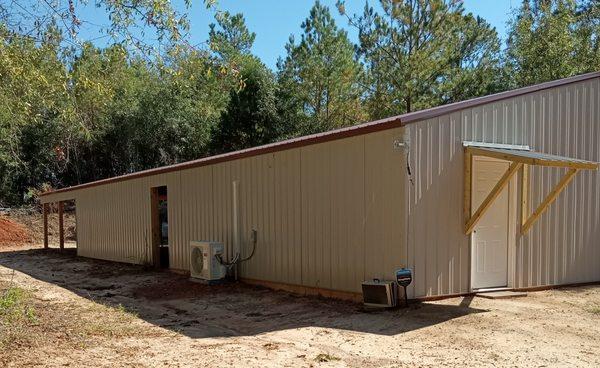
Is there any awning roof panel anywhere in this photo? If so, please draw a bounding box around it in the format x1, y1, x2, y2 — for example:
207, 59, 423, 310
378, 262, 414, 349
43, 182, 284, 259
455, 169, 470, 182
467, 146, 599, 170
464, 144, 598, 235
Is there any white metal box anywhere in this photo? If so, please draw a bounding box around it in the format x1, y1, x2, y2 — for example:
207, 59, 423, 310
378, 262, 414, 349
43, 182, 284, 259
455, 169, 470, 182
189, 241, 227, 281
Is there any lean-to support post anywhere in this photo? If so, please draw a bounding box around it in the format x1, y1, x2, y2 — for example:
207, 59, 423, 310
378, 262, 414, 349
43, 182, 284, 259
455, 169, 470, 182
58, 201, 64, 250
43, 203, 49, 249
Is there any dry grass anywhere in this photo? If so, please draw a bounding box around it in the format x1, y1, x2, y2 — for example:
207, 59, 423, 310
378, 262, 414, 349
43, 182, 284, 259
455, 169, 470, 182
77, 302, 145, 338
314, 353, 341, 363
0, 278, 160, 366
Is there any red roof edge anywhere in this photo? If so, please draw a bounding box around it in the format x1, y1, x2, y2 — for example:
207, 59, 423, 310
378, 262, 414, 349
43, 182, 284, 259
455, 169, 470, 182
398, 71, 600, 124
41, 71, 600, 197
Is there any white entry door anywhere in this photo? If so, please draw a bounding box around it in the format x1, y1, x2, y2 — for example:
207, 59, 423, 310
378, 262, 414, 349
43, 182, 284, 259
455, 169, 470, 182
471, 157, 509, 289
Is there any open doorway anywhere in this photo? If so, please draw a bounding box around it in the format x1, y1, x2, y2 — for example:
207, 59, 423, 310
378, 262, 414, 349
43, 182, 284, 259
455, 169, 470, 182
150, 186, 169, 268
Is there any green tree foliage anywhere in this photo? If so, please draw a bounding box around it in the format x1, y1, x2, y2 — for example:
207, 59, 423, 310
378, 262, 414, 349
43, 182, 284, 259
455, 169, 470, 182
340, 0, 503, 117
575, 1, 600, 70
277, 1, 366, 135
210, 57, 280, 153
68, 45, 232, 180
505, 0, 600, 87
0, 26, 233, 205
209, 13, 282, 153
1, 1, 600, 206
0, 0, 214, 58
507, 0, 579, 87
0, 26, 70, 204
209, 11, 256, 59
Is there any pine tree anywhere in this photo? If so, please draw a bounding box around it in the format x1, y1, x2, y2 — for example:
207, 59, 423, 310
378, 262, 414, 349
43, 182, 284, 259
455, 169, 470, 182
341, 0, 503, 118
209, 13, 282, 153
277, 1, 366, 135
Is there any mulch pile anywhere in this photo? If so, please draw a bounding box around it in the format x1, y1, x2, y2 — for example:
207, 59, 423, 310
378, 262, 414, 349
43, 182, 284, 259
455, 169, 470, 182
0, 216, 31, 245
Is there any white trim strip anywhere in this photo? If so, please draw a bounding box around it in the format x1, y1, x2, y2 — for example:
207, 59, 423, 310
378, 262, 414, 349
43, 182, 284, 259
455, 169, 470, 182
462, 141, 531, 151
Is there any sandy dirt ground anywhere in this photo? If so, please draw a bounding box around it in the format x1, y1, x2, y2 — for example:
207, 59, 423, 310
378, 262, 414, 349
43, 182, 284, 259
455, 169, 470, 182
0, 243, 599, 367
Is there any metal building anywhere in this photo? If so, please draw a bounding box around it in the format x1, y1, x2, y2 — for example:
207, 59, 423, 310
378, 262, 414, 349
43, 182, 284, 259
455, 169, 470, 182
40, 72, 600, 300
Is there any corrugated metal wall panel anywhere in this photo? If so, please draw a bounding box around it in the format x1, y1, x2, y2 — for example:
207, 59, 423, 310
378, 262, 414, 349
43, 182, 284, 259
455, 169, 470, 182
300, 142, 333, 289
329, 137, 366, 292
363, 128, 406, 284
406, 77, 600, 298
56, 127, 406, 295
71, 172, 182, 267
272, 148, 302, 285
179, 165, 214, 271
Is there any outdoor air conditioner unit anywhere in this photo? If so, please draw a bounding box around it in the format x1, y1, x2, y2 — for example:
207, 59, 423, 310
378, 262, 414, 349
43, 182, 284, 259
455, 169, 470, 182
362, 280, 398, 308
190, 241, 227, 281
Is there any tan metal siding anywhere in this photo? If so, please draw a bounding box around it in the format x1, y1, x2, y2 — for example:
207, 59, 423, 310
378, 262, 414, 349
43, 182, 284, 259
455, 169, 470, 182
273, 148, 303, 285
52, 127, 406, 294
179, 165, 214, 271
69, 172, 182, 267
363, 129, 407, 282
329, 138, 366, 292
406, 77, 600, 298
300, 142, 333, 289
298, 136, 368, 291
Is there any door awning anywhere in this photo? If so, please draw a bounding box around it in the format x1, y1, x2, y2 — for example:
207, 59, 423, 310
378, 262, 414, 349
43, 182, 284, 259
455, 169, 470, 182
463, 144, 599, 235
466, 146, 598, 170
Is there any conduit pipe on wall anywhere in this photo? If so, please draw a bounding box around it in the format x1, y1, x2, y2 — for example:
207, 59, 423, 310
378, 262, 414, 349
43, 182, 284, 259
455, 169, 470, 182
215, 180, 258, 281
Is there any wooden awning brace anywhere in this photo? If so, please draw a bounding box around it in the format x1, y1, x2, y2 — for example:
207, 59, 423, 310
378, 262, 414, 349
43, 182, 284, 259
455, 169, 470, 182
463, 143, 599, 235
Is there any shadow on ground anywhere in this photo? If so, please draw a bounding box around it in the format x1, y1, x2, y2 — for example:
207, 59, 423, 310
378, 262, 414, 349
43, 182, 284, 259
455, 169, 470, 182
0, 248, 487, 338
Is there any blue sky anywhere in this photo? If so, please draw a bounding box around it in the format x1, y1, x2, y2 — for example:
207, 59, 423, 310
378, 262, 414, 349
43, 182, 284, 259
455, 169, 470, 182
76, 0, 519, 70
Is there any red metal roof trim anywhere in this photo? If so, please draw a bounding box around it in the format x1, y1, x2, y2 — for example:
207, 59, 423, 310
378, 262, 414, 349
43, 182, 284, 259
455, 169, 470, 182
41, 71, 600, 197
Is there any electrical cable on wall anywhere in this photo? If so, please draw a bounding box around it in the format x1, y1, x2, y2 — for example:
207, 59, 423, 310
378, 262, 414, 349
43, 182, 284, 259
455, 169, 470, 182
215, 229, 258, 269
404, 137, 414, 301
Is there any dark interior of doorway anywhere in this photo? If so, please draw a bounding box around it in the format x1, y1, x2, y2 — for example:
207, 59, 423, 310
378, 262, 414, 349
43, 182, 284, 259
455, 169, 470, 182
151, 186, 169, 269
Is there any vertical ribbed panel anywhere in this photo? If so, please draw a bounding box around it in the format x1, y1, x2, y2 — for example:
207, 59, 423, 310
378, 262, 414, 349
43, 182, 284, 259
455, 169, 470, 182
273, 148, 302, 285
46, 127, 407, 294
363, 129, 406, 282
68, 172, 181, 267
407, 77, 600, 297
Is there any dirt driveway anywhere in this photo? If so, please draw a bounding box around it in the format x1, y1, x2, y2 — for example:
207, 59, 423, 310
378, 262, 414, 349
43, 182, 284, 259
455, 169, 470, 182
0, 245, 599, 367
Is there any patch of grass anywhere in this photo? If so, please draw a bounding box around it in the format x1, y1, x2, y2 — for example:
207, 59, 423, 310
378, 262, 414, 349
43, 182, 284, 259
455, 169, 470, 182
0, 285, 37, 349
587, 305, 600, 315
116, 303, 139, 318
314, 353, 340, 363
0, 286, 36, 324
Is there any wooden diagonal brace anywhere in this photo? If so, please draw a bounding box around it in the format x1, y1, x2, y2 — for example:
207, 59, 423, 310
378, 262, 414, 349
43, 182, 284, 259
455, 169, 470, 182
522, 168, 579, 233
463, 150, 472, 223
465, 161, 522, 234
521, 164, 529, 226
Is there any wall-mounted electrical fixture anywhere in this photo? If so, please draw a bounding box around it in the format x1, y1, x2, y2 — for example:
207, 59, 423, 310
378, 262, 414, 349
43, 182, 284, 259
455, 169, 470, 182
393, 139, 406, 150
